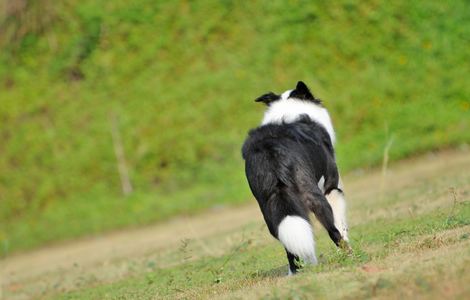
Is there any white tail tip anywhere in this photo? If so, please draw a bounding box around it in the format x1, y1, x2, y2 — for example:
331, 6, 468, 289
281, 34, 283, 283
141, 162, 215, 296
278, 216, 317, 265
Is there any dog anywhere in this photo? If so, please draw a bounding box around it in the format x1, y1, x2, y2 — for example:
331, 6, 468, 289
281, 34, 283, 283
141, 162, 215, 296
242, 81, 350, 275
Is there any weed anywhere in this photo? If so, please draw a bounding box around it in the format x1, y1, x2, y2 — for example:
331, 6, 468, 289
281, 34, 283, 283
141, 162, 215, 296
178, 238, 192, 262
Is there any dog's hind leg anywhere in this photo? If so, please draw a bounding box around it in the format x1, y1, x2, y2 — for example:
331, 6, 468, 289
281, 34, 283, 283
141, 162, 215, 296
325, 188, 352, 253
325, 186, 349, 242
296, 170, 344, 247
285, 248, 312, 276
303, 188, 344, 247
320, 171, 351, 251
324, 176, 351, 253
285, 250, 297, 276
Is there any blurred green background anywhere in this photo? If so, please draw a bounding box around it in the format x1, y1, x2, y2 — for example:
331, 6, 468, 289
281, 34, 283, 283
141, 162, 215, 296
0, 0, 469, 255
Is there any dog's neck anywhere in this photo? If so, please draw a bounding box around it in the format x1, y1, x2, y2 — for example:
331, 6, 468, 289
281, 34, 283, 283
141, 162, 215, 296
261, 97, 336, 144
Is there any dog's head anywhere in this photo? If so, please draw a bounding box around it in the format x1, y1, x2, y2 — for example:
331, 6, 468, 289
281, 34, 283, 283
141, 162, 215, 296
255, 81, 321, 106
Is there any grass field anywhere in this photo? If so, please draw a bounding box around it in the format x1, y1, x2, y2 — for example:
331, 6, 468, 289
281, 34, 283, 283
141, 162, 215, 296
1, 1, 469, 255
2, 149, 469, 299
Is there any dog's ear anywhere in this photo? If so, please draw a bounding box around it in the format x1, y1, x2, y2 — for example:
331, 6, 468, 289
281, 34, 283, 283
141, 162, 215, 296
255, 92, 280, 105
290, 81, 318, 102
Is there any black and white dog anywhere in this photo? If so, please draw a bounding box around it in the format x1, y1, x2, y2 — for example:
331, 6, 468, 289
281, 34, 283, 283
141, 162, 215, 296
242, 81, 350, 275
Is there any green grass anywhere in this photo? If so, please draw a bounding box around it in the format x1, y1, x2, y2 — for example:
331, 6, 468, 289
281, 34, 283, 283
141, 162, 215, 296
51, 200, 470, 299
1, 0, 470, 255
3, 149, 469, 299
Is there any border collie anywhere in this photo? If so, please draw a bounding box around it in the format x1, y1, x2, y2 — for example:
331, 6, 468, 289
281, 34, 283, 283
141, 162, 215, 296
242, 81, 350, 275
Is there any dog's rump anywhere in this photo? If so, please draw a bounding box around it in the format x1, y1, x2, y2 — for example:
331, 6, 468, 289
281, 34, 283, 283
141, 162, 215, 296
242, 117, 339, 197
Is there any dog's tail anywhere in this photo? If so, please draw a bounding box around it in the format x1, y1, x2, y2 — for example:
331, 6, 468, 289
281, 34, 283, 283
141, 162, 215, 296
278, 214, 317, 266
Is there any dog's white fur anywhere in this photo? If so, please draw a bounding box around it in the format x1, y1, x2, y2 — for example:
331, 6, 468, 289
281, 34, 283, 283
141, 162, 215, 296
278, 215, 317, 274
325, 189, 349, 241
317, 176, 325, 193
261, 90, 336, 144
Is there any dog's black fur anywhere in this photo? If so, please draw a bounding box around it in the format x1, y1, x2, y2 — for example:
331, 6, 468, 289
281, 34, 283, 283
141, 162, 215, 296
242, 81, 346, 274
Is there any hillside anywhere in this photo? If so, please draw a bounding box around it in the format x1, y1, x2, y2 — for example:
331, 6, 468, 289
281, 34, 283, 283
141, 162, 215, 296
1, 0, 469, 254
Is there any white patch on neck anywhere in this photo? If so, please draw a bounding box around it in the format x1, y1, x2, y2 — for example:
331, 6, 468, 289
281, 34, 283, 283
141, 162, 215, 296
261, 93, 336, 144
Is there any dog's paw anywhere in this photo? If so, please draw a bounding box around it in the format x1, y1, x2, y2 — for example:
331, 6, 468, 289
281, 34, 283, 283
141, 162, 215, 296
339, 239, 353, 255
